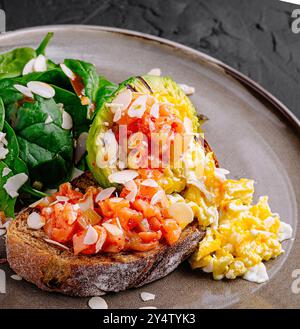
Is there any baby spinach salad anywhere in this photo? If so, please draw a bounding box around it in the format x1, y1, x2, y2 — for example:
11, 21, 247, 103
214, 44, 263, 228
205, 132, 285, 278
0, 33, 117, 217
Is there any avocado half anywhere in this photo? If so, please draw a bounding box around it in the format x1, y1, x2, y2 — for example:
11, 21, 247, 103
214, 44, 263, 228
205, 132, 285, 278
86, 75, 200, 192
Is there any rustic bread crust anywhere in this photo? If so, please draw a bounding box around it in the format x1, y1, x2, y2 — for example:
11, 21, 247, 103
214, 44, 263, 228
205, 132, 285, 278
6, 172, 205, 296
6, 213, 203, 296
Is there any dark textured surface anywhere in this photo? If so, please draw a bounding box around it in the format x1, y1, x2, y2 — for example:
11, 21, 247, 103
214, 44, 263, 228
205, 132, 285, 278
0, 0, 300, 119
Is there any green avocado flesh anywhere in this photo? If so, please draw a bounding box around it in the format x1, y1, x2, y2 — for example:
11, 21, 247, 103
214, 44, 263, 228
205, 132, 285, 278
86, 75, 200, 192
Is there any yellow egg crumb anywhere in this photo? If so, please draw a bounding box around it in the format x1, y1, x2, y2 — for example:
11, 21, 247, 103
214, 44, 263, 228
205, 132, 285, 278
186, 151, 288, 281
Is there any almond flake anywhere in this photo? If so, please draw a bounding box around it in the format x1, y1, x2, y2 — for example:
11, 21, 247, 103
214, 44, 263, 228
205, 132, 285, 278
187, 179, 214, 201
44, 238, 69, 250
62, 111, 73, 130
75, 132, 88, 164
147, 68, 161, 76
2, 167, 11, 177
0, 229, 6, 236
150, 190, 165, 206
179, 83, 195, 95
214, 168, 230, 182
45, 115, 53, 124
56, 196, 69, 202
95, 130, 118, 168
102, 222, 123, 236
141, 179, 158, 187
4, 173, 28, 198
27, 81, 55, 99
110, 89, 132, 112
27, 212, 45, 230
140, 292, 156, 302
113, 107, 122, 122
167, 203, 194, 228
139, 306, 157, 309
78, 193, 94, 212
116, 217, 122, 230
88, 296, 108, 309
71, 167, 84, 180
124, 180, 138, 202
95, 187, 116, 202
60, 63, 76, 80
95, 227, 107, 253
0, 132, 7, 146
150, 102, 160, 118
105, 103, 124, 109
33, 54, 47, 72
0, 147, 8, 160
1, 219, 11, 230
108, 170, 138, 185
0, 133, 8, 160
127, 95, 147, 118
48, 200, 59, 207
84, 225, 98, 245
29, 198, 45, 208
22, 58, 35, 75
13, 84, 34, 98
11, 274, 22, 281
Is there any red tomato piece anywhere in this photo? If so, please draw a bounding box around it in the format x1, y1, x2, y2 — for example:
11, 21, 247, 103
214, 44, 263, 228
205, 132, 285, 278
162, 219, 182, 245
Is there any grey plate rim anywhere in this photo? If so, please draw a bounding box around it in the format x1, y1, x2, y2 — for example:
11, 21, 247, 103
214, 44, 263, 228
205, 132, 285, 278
0, 25, 300, 309
1, 24, 300, 135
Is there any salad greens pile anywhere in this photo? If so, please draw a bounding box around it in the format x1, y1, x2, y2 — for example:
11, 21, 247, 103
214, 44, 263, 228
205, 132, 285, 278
0, 33, 117, 217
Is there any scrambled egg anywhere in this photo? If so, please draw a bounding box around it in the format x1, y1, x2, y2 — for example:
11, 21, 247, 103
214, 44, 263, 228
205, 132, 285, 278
184, 151, 293, 283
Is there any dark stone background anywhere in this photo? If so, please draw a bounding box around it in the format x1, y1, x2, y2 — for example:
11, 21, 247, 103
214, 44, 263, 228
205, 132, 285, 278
1, 0, 300, 119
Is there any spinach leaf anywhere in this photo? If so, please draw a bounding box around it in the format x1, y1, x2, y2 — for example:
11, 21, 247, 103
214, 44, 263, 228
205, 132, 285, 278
64, 59, 99, 104
0, 47, 36, 80
0, 161, 16, 217
2, 121, 19, 167
0, 109, 16, 217
0, 69, 72, 99
0, 121, 32, 217
1, 121, 28, 178
4, 94, 73, 188
95, 75, 118, 117
62, 59, 118, 119
0, 33, 54, 81
52, 85, 90, 138
36, 32, 58, 70
36, 32, 54, 56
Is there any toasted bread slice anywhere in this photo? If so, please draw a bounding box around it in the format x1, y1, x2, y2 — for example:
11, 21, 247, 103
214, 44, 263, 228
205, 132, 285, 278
6, 172, 205, 296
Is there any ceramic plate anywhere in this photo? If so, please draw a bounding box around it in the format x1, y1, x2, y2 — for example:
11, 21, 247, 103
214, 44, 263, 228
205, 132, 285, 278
0, 25, 300, 309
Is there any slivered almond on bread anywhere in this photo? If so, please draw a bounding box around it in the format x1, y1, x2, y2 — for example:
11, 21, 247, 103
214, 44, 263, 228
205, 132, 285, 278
6, 172, 205, 296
